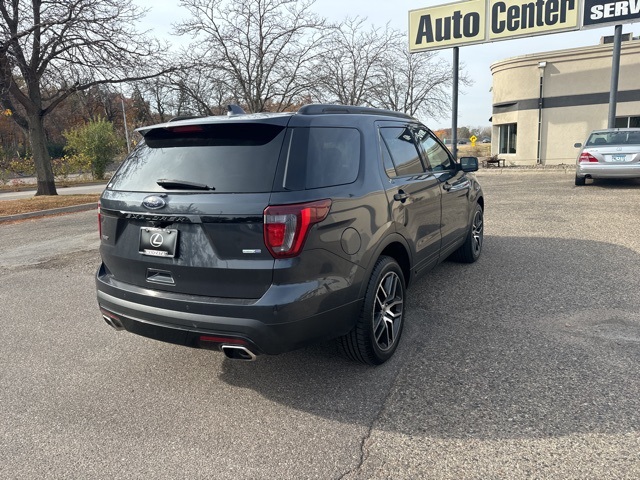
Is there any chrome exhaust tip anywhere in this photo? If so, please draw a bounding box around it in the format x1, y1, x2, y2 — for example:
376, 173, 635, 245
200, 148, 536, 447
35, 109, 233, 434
102, 314, 124, 331
221, 345, 257, 361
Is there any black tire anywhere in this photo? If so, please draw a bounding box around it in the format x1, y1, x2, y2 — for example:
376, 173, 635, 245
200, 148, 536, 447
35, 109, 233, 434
575, 174, 586, 186
338, 256, 405, 365
451, 203, 483, 263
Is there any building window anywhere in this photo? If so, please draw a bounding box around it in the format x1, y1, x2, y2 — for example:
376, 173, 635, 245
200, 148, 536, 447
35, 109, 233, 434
499, 123, 517, 154
615, 116, 640, 128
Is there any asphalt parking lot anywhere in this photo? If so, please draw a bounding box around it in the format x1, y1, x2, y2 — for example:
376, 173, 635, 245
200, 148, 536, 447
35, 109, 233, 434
1, 170, 638, 479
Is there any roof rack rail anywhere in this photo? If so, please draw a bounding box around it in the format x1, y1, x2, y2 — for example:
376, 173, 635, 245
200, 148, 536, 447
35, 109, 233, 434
297, 104, 414, 120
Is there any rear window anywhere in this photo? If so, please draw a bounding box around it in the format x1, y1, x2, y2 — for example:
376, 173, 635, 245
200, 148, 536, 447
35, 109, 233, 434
108, 123, 286, 193
586, 130, 640, 146
282, 127, 360, 190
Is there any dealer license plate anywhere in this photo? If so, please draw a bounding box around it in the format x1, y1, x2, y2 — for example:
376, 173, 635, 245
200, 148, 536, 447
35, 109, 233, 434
139, 227, 178, 258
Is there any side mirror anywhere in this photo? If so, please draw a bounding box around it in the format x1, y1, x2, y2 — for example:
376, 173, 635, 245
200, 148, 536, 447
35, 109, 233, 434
574, 143, 582, 148
459, 156, 478, 172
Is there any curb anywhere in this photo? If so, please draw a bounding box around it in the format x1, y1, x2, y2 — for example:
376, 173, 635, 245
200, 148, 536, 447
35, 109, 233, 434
0, 203, 97, 223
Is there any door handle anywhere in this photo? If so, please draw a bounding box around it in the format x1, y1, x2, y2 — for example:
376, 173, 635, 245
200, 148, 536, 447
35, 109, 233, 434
394, 191, 409, 202
444, 180, 470, 192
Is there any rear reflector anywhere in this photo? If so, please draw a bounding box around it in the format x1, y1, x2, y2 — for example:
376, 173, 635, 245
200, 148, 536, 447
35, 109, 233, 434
263, 199, 332, 258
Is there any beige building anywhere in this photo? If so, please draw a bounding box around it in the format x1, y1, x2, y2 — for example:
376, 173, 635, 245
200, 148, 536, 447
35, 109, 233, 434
490, 36, 640, 166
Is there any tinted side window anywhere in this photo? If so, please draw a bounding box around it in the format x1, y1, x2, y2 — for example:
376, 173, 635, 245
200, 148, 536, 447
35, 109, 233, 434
109, 123, 286, 193
380, 141, 397, 178
283, 127, 360, 190
379, 127, 425, 177
415, 128, 454, 171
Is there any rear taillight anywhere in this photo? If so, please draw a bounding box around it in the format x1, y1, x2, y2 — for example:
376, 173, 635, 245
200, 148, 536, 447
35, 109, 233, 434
263, 199, 332, 258
98, 202, 102, 239
579, 152, 598, 163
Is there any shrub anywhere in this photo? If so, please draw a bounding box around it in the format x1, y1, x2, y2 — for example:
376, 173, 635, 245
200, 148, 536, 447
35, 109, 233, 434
64, 119, 122, 179
52, 153, 92, 180
8, 152, 35, 176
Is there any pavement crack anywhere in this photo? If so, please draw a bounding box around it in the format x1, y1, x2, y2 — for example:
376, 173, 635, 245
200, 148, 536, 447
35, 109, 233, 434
338, 417, 376, 480
337, 352, 416, 479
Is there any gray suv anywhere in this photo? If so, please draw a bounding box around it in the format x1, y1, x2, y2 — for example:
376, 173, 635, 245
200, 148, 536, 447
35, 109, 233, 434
96, 104, 484, 365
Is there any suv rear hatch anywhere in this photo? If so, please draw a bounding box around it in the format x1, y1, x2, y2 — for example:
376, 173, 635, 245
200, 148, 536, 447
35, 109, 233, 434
99, 117, 291, 299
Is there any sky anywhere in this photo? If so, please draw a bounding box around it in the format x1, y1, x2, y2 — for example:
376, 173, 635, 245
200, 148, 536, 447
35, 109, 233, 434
134, 0, 637, 129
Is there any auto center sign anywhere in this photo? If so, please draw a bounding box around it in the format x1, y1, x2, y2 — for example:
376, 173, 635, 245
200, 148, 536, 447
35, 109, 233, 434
490, 0, 579, 39
409, 0, 639, 52
409, 0, 488, 49
583, 0, 640, 28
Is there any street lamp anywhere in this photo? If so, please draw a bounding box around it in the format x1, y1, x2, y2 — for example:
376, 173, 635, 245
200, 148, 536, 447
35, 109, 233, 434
120, 87, 131, 154
536, 61, 547, 165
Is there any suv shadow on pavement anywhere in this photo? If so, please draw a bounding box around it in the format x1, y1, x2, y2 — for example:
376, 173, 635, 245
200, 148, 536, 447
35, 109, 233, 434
215, 235, 640, 441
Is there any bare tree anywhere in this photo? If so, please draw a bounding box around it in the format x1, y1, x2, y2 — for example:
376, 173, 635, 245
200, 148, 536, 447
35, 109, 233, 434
168, 58, 234, 117
315, 18, 401, 106
129, 85, 154, 128
176, 0, 327, 113
371, 40, 472, 122
139, 77, 174, 124
313, 18, 468, 123
0, 0, 172, 195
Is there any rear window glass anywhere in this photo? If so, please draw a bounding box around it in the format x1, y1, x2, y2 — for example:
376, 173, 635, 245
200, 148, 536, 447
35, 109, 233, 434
586, 130, 640, 146
108, 123, 286, 193
283, 127, 360, 190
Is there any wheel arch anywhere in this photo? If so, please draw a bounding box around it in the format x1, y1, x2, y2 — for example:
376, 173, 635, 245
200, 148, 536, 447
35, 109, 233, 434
359, 234, 412, 298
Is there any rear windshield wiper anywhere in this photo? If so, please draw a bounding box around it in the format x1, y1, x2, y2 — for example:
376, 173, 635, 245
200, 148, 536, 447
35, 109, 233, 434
156, 179, 215, 191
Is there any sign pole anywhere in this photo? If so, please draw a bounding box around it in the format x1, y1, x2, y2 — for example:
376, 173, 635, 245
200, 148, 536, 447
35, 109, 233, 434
608, 24, 623, 128
452, 46, 459, 159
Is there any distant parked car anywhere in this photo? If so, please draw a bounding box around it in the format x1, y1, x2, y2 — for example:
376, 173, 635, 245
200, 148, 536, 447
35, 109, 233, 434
482, 138, 491, 143
457, 139, 468, 144
574, 128, 640, 185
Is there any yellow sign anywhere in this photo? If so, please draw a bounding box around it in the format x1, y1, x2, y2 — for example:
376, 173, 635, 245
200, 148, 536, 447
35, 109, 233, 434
409, 0, 580, 52
470, 135, 477, 146
409, 0, 486, 52
488, 0, 580, 40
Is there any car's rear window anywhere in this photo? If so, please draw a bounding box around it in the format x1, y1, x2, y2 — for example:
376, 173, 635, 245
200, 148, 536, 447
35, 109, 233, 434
282, 127, 360, 190
108, 123, 286, 193
586, 131, 640, 146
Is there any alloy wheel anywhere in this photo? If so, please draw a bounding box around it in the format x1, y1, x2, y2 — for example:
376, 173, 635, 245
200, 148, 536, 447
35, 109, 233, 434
372, 271, 404, 352
472, 209, 484, 256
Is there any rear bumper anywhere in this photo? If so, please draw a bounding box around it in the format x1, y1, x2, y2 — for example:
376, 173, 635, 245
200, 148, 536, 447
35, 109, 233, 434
96, 265, 363, 355
577, 163, 640, 179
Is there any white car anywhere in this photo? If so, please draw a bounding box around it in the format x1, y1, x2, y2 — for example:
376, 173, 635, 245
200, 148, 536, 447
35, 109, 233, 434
574, 128, 640, 186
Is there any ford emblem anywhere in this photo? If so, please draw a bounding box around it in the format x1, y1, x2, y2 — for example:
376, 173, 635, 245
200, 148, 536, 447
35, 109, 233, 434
142, 195, 166, 210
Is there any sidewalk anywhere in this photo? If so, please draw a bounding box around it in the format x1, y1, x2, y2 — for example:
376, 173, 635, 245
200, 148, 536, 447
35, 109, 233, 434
0, 182, 107, 200
0, 182, 105, 223
0, 202, 97, 223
